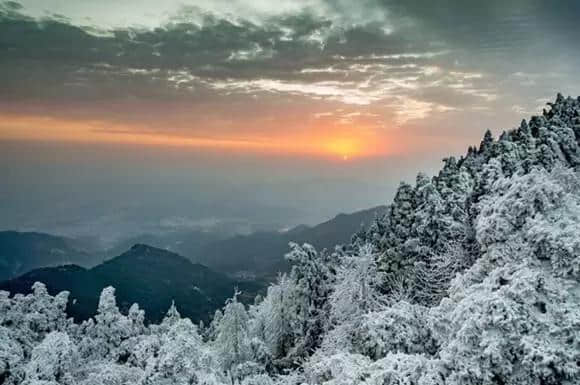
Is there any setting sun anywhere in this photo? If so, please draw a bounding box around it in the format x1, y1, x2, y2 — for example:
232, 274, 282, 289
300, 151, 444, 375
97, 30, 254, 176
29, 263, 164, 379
325, 138, 363, 159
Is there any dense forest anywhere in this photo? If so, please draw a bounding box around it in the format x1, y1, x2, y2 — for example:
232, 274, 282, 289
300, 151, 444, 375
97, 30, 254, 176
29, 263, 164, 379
1, 94, 580, 384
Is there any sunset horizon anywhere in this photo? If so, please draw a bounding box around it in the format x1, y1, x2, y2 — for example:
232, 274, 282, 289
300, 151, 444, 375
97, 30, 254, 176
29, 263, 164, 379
3, 1, 578, 167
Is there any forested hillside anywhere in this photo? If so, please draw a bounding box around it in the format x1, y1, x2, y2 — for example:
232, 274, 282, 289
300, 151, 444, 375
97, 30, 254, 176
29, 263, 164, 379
0, 244, 264, 323
1, 94, 580, 384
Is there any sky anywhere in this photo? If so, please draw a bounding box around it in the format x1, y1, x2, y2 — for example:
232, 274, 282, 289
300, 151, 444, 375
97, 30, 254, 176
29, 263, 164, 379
1, 0, 579, 242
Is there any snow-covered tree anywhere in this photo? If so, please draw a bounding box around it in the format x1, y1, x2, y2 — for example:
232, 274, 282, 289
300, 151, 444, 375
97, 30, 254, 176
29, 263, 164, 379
148, 318, 211, 384
284, 243, 335, 360
249, 274, 298, 364
23, 331, 78, 385
328, 244, 384, 324
76, 287, 145, 362
0, 325, 24, 385
352, 301, 438, 360
433, 264, 580, 385
213, 291, 252, 376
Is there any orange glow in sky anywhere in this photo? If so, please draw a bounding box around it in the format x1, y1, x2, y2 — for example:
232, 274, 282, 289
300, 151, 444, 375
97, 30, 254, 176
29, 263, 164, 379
0, 114, 386, 159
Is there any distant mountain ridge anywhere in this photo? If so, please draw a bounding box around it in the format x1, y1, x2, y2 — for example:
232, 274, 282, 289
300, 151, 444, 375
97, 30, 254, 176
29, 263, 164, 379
0, 231, 101, 281
0, 244, 264, 323
196, 205, 387, 278
0, 206, 385, 282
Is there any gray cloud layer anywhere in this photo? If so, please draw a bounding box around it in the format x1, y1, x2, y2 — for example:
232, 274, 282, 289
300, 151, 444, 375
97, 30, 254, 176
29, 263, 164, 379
1, 0, 579, 136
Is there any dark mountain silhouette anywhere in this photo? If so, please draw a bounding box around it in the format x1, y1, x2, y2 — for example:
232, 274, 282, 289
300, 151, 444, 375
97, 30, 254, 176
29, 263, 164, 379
0, 231, 101, 281
196, 206, 387, 278
0, 244, 264, 323
103, 230, 227, 261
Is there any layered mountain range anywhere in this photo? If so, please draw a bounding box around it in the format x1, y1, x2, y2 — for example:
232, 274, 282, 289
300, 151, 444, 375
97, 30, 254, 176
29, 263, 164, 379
0, 244, 264, 323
